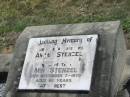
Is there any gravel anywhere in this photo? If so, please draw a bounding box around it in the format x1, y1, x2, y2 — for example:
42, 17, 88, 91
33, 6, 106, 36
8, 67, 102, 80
0, 84, 6, 97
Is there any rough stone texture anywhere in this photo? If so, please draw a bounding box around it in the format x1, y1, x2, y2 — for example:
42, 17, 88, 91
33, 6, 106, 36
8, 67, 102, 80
0, 54, 12, 72
0, 84, 6, 97
5, 21, 127, 97
118, 50, 130, 94
126, 50, 130, 95
110, 24, 126, 97
117, 89, 129, 97
126, 50, 130, 66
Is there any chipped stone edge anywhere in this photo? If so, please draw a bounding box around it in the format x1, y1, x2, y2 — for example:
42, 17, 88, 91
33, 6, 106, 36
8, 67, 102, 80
0, 54, 13, 72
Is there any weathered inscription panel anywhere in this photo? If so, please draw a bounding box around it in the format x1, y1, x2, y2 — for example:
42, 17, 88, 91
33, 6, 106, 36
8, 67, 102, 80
18, 35, 98, 91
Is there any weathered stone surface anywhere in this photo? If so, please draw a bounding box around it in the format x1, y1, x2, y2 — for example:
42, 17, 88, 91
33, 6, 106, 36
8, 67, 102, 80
5, 21, 127, 97
0, 84, 6, 97
0, 54, 12, 72
18, 35, 98, 91
126, 50, 130, 66
117, 89, 129, 97
125, 50, 130, 95
119, 50, 130, 92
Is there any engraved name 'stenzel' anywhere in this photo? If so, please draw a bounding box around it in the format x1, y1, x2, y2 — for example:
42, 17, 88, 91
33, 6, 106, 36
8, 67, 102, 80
18, 35, 98, 91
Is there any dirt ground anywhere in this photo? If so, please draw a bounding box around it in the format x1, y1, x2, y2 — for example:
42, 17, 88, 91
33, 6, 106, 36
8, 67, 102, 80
0, 32, 20, 54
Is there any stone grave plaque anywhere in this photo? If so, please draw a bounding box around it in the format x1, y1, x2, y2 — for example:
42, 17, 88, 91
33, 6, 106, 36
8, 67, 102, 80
18, 35, 98, 91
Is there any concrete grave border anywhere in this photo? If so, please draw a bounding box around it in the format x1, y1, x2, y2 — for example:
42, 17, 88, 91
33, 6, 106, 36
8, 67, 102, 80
4, 21, 128, 97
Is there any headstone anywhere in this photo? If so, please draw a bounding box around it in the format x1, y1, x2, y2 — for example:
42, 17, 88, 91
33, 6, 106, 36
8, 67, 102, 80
5, 21, 127, 97
18, 35, 98, 91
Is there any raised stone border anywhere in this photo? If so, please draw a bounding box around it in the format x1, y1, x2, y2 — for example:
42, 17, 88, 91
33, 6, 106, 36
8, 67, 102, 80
0, 54, 12, 72
127, 50, 130, 66
2, 21, 130, 97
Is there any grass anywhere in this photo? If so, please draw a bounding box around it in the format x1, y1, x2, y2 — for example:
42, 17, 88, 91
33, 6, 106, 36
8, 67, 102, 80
0, 0, 130, 32
0, 0, 130, 51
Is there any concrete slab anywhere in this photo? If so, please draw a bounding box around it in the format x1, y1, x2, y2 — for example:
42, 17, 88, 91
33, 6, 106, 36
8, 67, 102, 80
126, 50, 130, 66
5, 21, 127, 97
0, 54, 12, 72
